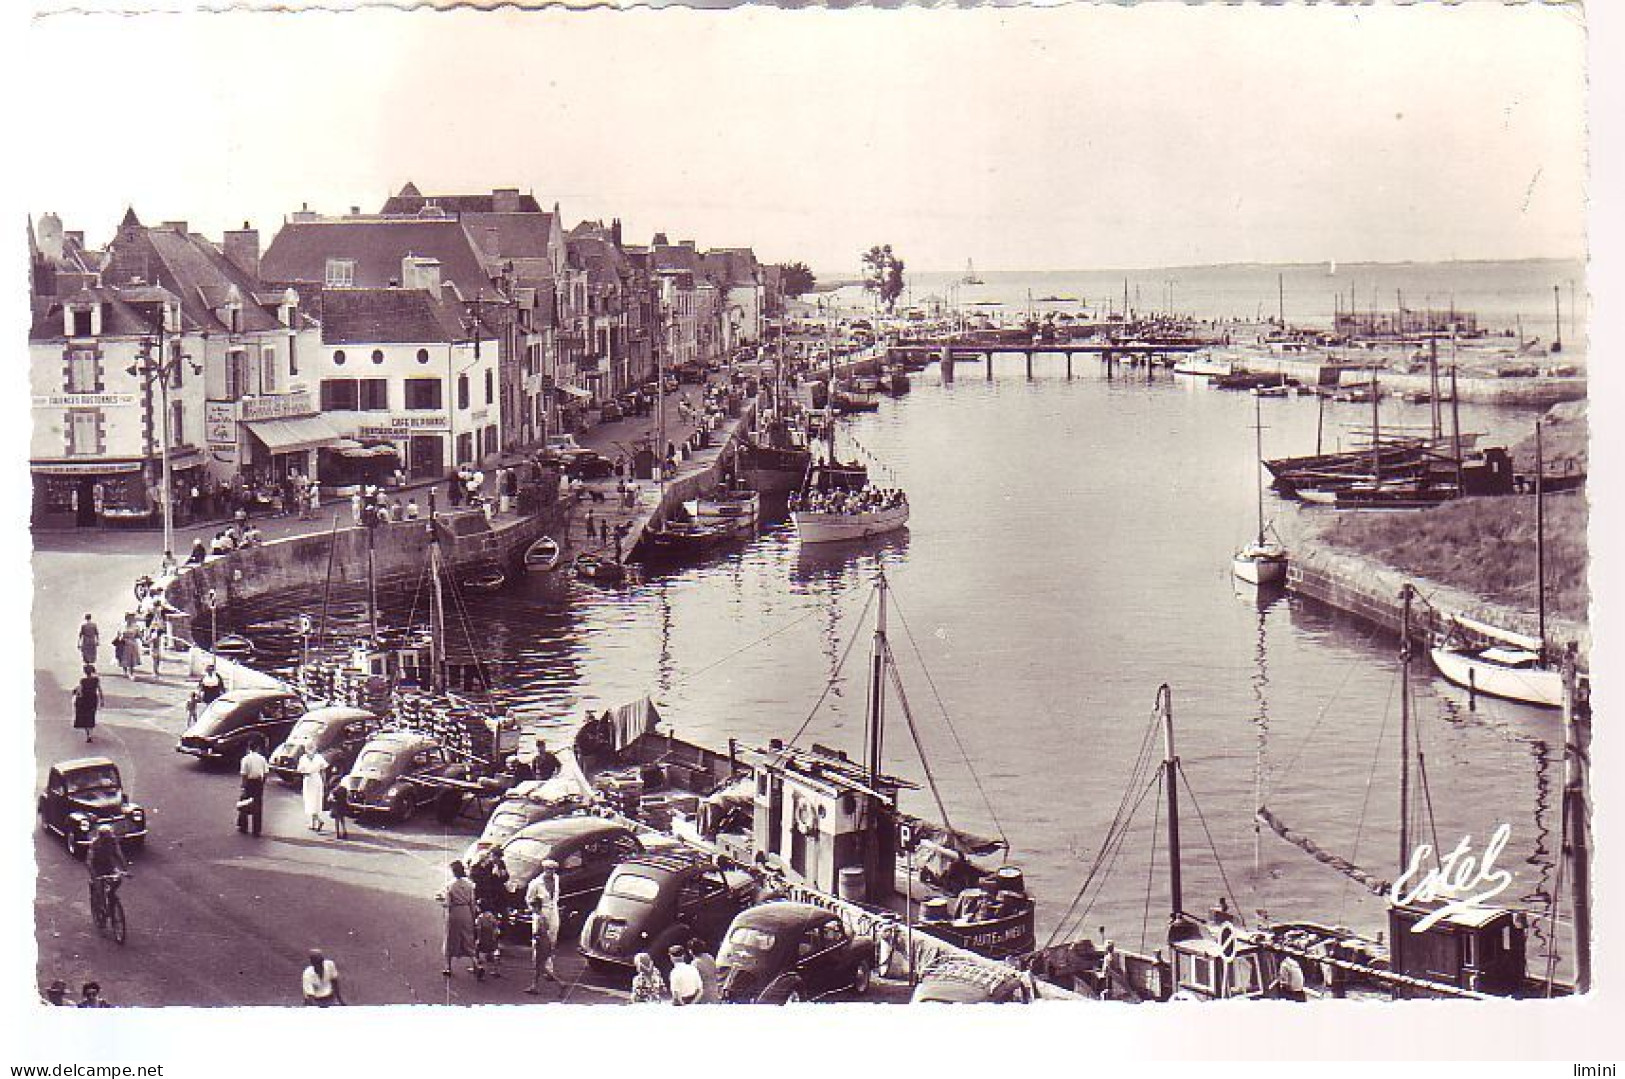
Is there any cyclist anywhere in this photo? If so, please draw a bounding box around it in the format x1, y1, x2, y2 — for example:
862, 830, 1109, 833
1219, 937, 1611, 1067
86, 823, 128, 905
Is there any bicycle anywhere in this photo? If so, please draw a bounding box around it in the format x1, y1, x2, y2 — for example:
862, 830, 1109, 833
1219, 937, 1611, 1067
89, 872, 127, 945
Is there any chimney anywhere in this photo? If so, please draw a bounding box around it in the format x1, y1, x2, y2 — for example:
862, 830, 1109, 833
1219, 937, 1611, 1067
611, 218, 623, 247
291, 202, 319, 223
349, 206, 361, 216
161, 220, 189, 234
492, 188, 521, 213
223, 222, 261, 280
679, 239, 696, 250
652, 232, 670, 247
401, 254, 442, 295
36, 213, 65, 260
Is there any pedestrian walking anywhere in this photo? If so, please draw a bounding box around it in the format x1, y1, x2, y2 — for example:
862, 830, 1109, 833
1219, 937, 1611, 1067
77, 614, 100, 666
71, 665, 102, 744
474, 909, 502, 980
470, 846, 509, 914
630, 952, 667, 1004
350, 492, 363, 526
115, 614, 142, 679
326, 779, 350, 840
302, 949, 344, 1006
598, 519, 609, 545
306, 484, 321, 518
197, 663, 226, 704
668, 945, 703, 1006
687, 937, 720, 1003
439, 861, 480, 977
584, 507, 595, 540
297, 746, 330, 832
145, 621, 165, 678
522, 860, 561, 994
237, 737, 268, 837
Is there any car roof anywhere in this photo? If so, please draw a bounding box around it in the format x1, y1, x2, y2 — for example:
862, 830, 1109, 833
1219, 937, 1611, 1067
732, 901, 834, 931
302, 706, 376, 724
611, 850, 711, 879
507, 815, 628, 846
218, 688, 295, 705
53, 756, 118, 775
362, 730, 438, 752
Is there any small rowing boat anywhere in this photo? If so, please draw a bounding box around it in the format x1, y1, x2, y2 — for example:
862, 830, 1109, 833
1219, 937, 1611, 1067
523, 536, 562, 573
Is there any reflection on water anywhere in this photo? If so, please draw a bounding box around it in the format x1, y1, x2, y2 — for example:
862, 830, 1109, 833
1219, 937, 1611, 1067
224, 360, 1569, 966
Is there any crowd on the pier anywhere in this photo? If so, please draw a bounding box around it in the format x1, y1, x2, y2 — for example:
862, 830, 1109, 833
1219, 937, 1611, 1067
789, 484, 908, 517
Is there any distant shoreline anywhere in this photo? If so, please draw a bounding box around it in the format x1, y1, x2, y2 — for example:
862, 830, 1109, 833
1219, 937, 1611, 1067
810, 255, 1583, 281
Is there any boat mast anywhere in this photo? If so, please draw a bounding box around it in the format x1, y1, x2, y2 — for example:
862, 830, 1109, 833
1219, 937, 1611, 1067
1536, 420, 1547, 659
1399, 585, 1413, 871
428, 525, 447, 693
1561, 644, 1592, 991
1428, 336, 1441, 443
1277, 272, 1284, 327
1370, 363, 1382, 483
1158, 684, 1184, 918
1253, 396, 1266, 544
867, 572, 889, 786
1450, 365, 1464, 493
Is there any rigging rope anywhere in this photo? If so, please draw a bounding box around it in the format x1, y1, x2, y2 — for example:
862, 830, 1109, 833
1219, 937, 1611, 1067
1340, 669, 1399, 924
884, 645, 956, 841
886, 589, 1010, 850
665, 599, 839, 692
770, 588, 877, 766
1178, 761, 1247, 927
1255, 806, 1390, 897
1141, 769, 1163, 953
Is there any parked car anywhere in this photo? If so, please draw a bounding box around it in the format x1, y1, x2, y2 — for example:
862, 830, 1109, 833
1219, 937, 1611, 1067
598, 400, 623, 422
38, 757, 148, 858
716, 901, 879, 1003
460, 781, 591, 867
268, 706, 377, 785
578, 851, 757, 971
339, 731, 471, 823
177, 688, 307, 763
909, 957, 1032, 1003
562, 450, 615, 481
495, 815, 645, 932
545, 434, 583, 455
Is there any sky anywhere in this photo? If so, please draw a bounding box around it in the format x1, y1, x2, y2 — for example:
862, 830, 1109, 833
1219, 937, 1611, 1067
16, 4, 1587, 274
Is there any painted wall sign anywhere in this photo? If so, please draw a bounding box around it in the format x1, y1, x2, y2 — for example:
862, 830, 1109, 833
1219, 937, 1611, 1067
358, 415, 448, 438
1388, 823, 1514, 933
204, 402, 238, 444
32, 393, 137, 408
240, 390, 315, 422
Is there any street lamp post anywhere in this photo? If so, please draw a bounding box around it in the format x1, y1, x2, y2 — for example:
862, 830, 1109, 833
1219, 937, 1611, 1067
131, 322, 198, 560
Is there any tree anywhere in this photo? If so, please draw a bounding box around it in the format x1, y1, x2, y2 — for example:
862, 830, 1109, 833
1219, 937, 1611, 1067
779, 261, 816, 298
861, 244, 906, 312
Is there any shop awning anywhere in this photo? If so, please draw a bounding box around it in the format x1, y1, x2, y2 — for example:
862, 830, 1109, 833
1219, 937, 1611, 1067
245, 415, 345, 454
557, 384, 593, 403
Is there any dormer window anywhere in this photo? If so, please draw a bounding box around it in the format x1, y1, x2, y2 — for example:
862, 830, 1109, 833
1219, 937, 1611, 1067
163, 301, 179, 333
325, 259, 356, 287
70, 308, 94, 337
227, 304, 243, 333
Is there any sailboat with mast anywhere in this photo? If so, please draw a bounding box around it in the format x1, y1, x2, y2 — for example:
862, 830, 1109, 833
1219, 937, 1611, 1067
1232, 397, 1289, 585
961, 259, 984, 286
1428, 418, 1564, 707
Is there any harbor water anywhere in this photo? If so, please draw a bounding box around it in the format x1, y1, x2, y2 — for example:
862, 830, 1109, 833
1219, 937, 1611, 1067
223, 355, 1571, 968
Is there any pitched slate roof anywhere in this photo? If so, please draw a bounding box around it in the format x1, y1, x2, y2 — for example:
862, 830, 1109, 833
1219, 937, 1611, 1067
703, 248, 762, 288
317, 288, 472, 345
380, 184, 544, 215
28, 285, 166, 342
262, 217, 497, 297
102, 223, 289, 334
458, 211, 557, 261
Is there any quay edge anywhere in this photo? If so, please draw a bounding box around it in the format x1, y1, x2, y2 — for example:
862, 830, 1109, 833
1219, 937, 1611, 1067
1285, 537, 1590, 670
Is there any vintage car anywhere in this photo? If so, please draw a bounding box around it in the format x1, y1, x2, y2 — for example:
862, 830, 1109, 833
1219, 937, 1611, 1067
459, 780, 590, 867
495, 815, 645, 932
38, 757, 148, 858
578, 850, 757, 971
909, 957, 1032, 1003
561, 450, 615, 481
177, 688, 308, 762
268, 706, 377, 785
716, 901, 879, 1003
338, 731, 471, 823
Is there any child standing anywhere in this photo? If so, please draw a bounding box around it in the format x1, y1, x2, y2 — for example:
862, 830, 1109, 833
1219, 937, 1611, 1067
473, 909, 502, 980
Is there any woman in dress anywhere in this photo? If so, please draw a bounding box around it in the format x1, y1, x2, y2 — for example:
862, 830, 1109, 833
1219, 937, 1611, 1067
438, 861, 479, 977
630, 952, 668, 1003
297, 747, 329, 832
115, 614, 142, 680
71, 664, 102, 743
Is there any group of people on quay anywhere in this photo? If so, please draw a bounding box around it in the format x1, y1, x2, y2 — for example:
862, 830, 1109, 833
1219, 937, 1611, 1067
789, 484, 908, 516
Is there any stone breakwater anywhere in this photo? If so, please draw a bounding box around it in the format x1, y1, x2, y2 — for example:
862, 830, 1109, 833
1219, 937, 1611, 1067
1286, 537, 1589, 668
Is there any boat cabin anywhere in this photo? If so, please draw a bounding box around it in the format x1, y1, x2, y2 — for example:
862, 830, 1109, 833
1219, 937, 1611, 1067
739, 739, 907, 905
1387, 900, 1528, 997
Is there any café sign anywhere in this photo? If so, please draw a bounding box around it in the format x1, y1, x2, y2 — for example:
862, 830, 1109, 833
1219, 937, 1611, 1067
240, 390, 315, 422
358, 414, 448, 438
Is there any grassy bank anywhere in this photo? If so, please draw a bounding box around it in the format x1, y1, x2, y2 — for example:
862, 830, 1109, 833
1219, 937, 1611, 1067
1317, 490, 1589, 623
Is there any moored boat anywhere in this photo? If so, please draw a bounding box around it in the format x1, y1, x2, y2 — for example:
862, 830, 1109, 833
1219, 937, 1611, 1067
792, 499, 911, 544
522, 536, 561, 573
686, 487, 760, 536
1171, 354, 1233, 377
1234, 398, 1289, 585
573, 554, 627, 586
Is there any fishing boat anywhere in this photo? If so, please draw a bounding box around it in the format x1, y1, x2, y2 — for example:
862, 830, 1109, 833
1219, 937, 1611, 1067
1294, 477, 1460, 510
1233, 399, 1289, 585
573, 553, 627, 586
881, 367, 911, 397
1429, 421, 1563, 707
461, 568, 507, 593
642, 520, 728, 558
522, 536, 561, 573
1171, 354, 1233, 378
1251, 383, 1291, 399
741, 409, 813, 496
573, 571, 1036, 963
961, 259, 984, 286
792, 455, 907, 545
832, 389, 880, 414
686, 486, 760, 536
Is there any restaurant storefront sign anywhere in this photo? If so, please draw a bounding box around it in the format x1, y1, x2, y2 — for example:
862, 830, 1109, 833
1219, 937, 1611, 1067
358, 414, 449, 438
240, 390, 315, 422
32, 392, 137, 408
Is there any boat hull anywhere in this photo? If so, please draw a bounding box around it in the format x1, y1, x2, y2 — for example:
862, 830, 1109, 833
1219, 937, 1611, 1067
1232, 550, 1288, 585
1429, 647, 1563, 708
793, 503, 910, 544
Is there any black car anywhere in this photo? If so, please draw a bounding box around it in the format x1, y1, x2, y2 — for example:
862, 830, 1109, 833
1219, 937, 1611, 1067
578, 851, 757, 970
496, 815, 644, 932
910, 957, 1032, 1003
716, 901, 880, 1003
562, 450, 615, 481
38, 758, 148, 858
177, 688, 307, 762
268, 706, 377, 785
339, 731, 471, 822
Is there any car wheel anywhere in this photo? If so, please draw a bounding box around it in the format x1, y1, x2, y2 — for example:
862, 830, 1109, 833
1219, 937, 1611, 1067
391, 793, 416, 824
65, 830, 80, 859
851, 961, 872, 998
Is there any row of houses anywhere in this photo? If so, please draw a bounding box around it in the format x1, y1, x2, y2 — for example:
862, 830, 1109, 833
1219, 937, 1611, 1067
28, 184, 787, 529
